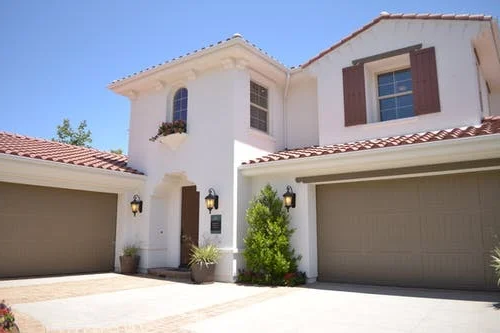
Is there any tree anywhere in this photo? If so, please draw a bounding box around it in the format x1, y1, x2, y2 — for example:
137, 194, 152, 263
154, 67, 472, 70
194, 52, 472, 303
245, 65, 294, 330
110, 148, 123, 155
53, 119, 92, 147
242, 184, 301, 284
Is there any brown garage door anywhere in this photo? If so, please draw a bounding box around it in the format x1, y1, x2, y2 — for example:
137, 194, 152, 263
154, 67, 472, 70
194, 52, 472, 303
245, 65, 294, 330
0, 182, 118, 278
317, 170, 500, 290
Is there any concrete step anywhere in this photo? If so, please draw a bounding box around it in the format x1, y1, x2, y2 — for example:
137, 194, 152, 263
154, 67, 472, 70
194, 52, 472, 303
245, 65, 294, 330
147, 267, 192, 281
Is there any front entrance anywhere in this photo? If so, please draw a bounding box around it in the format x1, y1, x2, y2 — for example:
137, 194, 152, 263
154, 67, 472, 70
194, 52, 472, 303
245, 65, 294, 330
180, 185, 200, 267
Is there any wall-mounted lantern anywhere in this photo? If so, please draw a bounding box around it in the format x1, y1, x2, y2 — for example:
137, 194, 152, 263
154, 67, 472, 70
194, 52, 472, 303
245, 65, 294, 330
130, 194, 143, 216
283, 185, 296, 212
205, 188, 219, 214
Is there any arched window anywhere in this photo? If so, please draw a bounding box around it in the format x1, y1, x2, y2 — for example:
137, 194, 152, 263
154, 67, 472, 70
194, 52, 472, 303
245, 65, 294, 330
173, 88, 188, 122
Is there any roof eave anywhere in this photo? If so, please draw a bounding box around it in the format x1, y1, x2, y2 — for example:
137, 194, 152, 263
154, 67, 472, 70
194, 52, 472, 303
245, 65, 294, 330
107, 38, 290, 92
239, 134, 500, 177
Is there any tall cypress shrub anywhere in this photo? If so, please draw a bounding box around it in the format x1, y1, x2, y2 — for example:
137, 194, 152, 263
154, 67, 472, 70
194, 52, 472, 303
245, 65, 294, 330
242, 184, 300, 284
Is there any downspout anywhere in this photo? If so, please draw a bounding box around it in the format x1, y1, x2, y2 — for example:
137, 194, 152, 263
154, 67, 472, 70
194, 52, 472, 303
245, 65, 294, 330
283, 71, 291, 149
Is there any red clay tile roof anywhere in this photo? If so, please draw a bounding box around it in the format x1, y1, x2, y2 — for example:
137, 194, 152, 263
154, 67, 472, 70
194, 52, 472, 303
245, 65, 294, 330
243, 116, 500, 165
0, 132, 143, 175
108, 13, 495, 83
110, 34, 287, 85
300, 12, 493, 68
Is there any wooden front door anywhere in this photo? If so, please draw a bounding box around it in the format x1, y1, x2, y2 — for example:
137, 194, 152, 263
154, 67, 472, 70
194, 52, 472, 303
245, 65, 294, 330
180, 185, 200, 267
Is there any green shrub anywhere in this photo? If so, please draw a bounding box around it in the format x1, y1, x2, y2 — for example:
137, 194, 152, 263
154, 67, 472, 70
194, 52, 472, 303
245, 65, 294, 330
237, 269, 306, 286
123, 245, 139, 257
492, 245, 500, 286
241, 184, 302, 285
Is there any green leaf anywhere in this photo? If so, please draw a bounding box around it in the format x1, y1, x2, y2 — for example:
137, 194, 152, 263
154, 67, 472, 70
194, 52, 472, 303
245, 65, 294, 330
52, 118, 92, 147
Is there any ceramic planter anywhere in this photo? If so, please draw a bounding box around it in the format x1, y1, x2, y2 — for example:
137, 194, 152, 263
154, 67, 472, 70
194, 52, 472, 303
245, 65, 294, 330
190, 262, 216, 283
120, 255, 140, 274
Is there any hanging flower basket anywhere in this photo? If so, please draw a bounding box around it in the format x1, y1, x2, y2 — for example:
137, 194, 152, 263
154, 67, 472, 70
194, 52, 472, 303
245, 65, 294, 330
150, 120, 188, 150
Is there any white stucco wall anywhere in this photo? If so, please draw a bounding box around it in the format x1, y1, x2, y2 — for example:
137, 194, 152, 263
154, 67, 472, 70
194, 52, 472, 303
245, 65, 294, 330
307, 19, 490, 145
285, 76, 319, 149
122, 61, 288, 281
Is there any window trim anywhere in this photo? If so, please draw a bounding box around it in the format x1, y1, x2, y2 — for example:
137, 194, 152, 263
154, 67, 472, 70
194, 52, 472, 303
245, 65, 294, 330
249, 80, 269, 133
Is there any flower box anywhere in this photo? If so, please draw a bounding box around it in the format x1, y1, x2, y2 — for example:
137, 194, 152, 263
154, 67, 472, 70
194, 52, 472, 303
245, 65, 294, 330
150, 120, 188, 150
157, 133, 188, 150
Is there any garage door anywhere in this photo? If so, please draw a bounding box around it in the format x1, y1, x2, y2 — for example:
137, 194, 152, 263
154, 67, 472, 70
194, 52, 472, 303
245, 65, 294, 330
316, 170, 500, 290
0, 182, 118, 278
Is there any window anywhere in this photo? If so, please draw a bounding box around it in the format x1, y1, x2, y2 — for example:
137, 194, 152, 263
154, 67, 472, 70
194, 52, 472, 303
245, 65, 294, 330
377, 69, 414, 121
250, 81, 268, 132
173, 88, 188, 122
343, 46, 440, 127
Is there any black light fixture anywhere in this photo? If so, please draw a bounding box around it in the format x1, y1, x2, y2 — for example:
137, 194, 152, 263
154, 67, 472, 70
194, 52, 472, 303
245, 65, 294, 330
205, 188, 219, 214
283, 185, 296, 211
130, 194, 143, 216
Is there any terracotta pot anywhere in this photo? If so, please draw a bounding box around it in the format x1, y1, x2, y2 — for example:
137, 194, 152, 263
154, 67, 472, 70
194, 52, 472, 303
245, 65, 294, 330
190, 263, 216, 283
120, 255, 140, 274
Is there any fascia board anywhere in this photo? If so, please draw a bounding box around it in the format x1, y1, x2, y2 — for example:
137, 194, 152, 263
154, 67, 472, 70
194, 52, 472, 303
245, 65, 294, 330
0, 154, 145, 193
239, 134, 500, 177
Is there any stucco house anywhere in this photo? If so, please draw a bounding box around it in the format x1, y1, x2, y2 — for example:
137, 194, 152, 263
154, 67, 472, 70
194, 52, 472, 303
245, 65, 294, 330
1, 12, 500, 290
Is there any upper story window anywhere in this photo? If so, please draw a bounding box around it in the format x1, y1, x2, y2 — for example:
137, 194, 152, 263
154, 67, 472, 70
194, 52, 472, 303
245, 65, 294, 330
250, 81, 268, 132
173, 88, 188, 122
377, 69, 414, 121
342, 46, 440, 127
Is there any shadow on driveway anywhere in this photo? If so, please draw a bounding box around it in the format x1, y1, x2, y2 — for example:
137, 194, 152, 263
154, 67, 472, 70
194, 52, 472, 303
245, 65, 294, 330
303, 281, 500, 306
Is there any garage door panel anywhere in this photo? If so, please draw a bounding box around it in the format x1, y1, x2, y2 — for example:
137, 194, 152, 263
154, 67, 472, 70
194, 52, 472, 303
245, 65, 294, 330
482, 252, 499, 289
418, 174, 480, 211
370, 214, 420, 251
319, 252, 423, 285
317, 170, 500, 290
318, 216, 367, 251
422, 253, 484, 288
482, 210, 500, 250
420, 212, 483, 251
0, 182, 117, 278
478, 172, 500, 209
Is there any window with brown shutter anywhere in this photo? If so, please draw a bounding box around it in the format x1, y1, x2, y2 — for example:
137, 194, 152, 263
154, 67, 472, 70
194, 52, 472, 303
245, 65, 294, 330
410, 47, 441, 115
342, 64, 367, 126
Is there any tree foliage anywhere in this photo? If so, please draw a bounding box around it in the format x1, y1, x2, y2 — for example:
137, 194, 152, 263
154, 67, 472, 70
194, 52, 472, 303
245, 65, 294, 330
53, 119, 92, 147
242, 184, 301, 284
110, 148, 123, 155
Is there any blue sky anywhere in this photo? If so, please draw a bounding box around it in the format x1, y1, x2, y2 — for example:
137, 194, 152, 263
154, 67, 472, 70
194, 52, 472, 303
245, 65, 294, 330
1, 0, 498, 153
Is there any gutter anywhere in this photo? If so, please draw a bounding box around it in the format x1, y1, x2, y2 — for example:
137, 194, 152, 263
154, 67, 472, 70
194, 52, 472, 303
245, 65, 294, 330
0, 153, 147, 180
239, 134, 500, 177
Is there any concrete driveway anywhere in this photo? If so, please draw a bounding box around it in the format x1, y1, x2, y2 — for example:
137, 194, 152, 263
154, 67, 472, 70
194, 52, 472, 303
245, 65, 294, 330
1, 273, 499, 333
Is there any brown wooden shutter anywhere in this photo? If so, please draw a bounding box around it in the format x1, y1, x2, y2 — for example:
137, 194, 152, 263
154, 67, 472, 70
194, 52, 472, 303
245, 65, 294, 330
342, 64, 367, 126
410, 47, 440, 115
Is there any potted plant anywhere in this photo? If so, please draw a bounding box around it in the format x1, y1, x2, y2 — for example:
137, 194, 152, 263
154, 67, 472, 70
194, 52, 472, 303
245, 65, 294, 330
0, 300, 19, 333
120, 245, 140, 274
189, 244, 221, 284
491, 244, 500, 286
